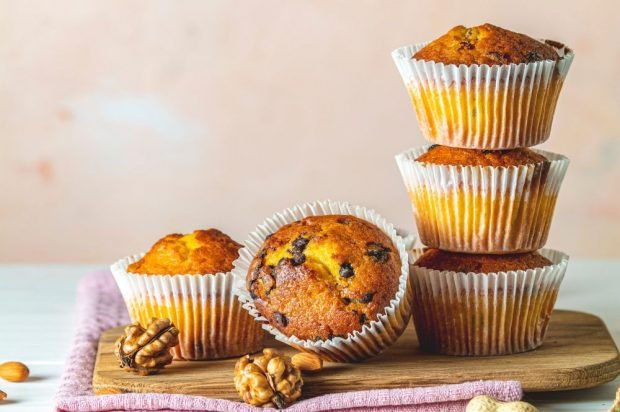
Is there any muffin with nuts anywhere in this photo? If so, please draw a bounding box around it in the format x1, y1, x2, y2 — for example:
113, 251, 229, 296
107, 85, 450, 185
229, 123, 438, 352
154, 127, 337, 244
233, 200, 412, 362
410, 248, 568, 356
392, 23, 573, 149
396, 145, 568, 253
111, 229, 264, 360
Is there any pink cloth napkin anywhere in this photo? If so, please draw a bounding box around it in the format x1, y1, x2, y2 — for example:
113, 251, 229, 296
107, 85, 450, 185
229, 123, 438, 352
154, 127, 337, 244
55, 271, 523, 412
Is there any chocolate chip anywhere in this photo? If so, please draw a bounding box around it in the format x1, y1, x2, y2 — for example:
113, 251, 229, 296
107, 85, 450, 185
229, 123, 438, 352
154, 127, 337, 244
488, 51, 510, 63
367, 242, 390, 263
258, 249, 267, 259
273, 312, 288, 327
339, 262, 355, 278
360, 293, 374, 303
291, 253, 306, 266
337, 217, 351, 225
359, 313, 367, 325
526, 51, 541, 62
248, 280, 258, 299
459, 41, 474, 50
342, 297, 352, 305
291, 236, 309, 252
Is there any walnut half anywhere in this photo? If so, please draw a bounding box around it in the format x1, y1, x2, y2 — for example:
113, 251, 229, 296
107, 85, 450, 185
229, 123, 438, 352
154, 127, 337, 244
114, 318, 179, 376
234, 348, 303, 409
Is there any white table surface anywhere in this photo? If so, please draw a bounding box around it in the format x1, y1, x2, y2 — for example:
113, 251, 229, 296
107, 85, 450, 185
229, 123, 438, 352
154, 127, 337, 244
0, 261, 618, 412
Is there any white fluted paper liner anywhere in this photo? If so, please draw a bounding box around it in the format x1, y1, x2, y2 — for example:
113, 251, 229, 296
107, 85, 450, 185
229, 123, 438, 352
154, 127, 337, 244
397, 228, 418, 252
231, 200, 413, 362
392, 41, 574, 149
396, 146, 569, 253
410, 248, 568, 356
111, 256, 264, 360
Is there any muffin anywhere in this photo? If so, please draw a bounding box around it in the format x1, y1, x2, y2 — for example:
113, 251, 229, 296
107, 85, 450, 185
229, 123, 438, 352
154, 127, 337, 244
112, 229, 264, 360
232, 200, 412, 362
128, 229, 241, 274
396, 145, 569, 253
392, 23, 573, 149
247, 215, 401, 341
410, 248, 569, 356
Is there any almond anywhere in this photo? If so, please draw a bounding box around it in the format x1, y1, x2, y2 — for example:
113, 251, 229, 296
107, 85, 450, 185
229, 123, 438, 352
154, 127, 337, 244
0, 362, 29, 383
291, 352, 323, 372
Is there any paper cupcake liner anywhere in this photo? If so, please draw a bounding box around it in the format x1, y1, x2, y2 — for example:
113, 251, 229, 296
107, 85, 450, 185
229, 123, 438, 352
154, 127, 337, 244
232, 200, 413, 362
410, 248, 568, 356
396, 146, 569, 253
111, 256, 264, 360
392, 41, 574, 149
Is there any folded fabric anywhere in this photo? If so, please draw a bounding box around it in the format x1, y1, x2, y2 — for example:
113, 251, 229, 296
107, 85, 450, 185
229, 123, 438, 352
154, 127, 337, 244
55, 271, 523, 412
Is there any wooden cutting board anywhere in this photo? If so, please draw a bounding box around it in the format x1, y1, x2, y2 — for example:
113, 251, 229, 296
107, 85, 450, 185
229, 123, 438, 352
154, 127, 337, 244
93, 310, 620, 399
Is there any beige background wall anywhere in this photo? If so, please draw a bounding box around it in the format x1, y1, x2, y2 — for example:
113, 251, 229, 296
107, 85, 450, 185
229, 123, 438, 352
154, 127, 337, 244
1, 0, 619, 262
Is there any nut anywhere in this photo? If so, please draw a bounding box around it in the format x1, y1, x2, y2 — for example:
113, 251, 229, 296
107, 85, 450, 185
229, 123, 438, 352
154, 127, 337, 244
466, 395, 539, 412
115, 318, 179, 376
0, 390, 6, 401
291, 352, 323, 372
234, 348, 302, 409
610, 387, 620, 412
0, 362, 30, 382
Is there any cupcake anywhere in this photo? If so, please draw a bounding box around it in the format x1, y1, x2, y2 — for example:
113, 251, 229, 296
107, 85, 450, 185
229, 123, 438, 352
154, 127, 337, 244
392, 23, 574, 149
111, 229, 264, 360
410, 248, 568, 356
396, 145, 569, 253
233, 200, 412, 362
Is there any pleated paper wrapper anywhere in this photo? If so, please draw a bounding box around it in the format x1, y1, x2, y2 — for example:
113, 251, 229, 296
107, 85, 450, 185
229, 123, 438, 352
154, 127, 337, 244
232, 200, 413, 362
410, 248, 569, 356
111, 256, 264, 360
396, 146, 569, 253
392, 41, 574, 149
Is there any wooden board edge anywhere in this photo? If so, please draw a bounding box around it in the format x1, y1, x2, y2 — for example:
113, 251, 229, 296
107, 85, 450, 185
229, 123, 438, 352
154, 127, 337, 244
524, 354, 620, 392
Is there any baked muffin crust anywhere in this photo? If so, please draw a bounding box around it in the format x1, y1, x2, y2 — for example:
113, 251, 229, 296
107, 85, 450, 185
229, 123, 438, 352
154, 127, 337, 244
414, 248, 552, 273
128, 229, 241, 275
414, 23, 559, 65
247, 215, 401, 341
416, 145, 547, 167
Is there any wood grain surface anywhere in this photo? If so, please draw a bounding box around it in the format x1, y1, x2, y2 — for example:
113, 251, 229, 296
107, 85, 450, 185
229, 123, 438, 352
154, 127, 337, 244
92, 310, 620, 399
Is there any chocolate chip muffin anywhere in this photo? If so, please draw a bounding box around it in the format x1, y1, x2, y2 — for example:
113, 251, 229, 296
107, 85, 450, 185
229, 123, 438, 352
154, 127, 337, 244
410, 248, 567, 355
247, 215, 401, 341
397, 146, 567, 253
392, 24, 573, 149
128, 229, 241, 275
414, 248, 552, 273
414, 23, 559, 65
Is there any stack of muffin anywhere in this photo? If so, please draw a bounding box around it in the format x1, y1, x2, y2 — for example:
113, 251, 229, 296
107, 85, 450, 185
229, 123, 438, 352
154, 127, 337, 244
393, 24, 573, 355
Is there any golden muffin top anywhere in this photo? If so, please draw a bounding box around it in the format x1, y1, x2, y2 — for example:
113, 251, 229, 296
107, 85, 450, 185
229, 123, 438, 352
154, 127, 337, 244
247, 215, 401, 341
414, 249, 552, 273
414, 23, 559, 65
128, 229, 242, 275
416, 145, 547, 167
